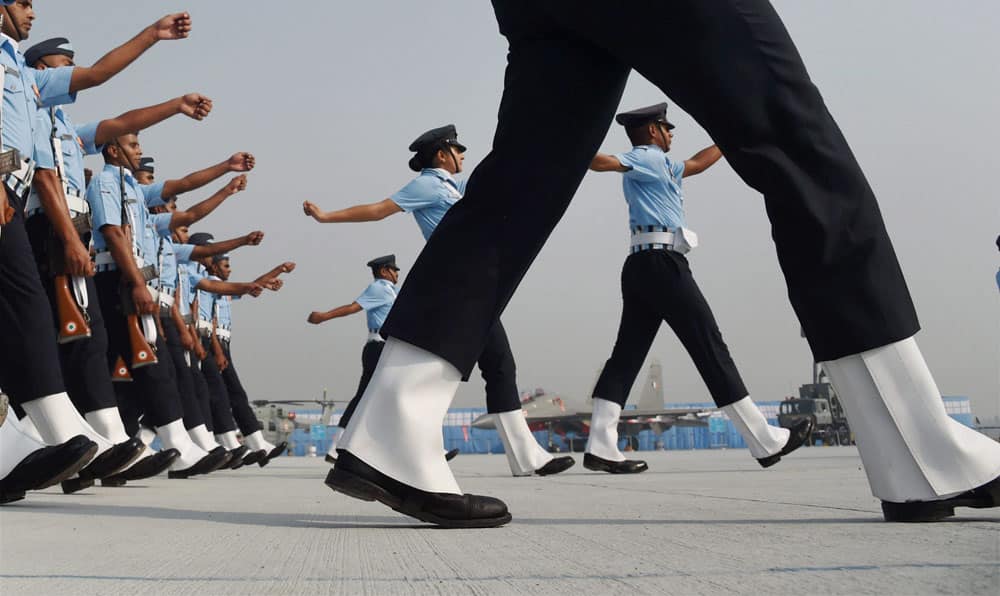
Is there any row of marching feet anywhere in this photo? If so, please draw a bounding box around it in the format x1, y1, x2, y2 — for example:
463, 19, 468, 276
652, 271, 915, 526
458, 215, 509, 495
0, 393, 286, 504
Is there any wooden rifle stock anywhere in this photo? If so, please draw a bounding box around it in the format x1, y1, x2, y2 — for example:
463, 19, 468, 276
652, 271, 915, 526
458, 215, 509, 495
111, 355, 132, 382
54, 274, 91, 343
126, 312, 157, 368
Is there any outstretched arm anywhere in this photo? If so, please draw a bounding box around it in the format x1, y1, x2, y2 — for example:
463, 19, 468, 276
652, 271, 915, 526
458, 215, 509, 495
189, 231, 263, 260
682, 145, 722, 177
195, 278, 264, 297
307, 303, 363, 325
254, 261, 296, 285
93, 94, 212, 146
70, 13, 192, 93
169, 175, 246, 229
590, 153, 629, 172
302, 199, 402, 223
161, 152, 255, 198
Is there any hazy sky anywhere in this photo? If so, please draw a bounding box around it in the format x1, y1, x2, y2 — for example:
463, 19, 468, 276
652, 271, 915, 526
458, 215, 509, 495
32, 1, 1000, 417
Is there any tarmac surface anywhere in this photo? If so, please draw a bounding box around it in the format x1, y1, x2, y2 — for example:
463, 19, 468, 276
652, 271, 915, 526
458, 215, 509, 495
1, 447, 998, 595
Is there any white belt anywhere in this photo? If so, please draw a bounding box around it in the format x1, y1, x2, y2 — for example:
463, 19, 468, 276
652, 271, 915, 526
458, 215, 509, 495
216, 328, 232, 341
157, 291, 174, 307
95, 253, 145, 272
367, 331, 384, 343
3, 157, 36, 199
25, 187, 89, 216
196, 319, 213, 337
629, 227, 697, 255
146, 283, 174, 308
631, 230, 675, 247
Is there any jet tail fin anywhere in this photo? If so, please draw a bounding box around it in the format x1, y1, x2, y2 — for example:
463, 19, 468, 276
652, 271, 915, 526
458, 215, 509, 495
637, 361, 665, 410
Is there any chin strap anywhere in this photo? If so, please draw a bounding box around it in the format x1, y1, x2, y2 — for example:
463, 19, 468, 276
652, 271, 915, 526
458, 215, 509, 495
1, 9, 26, 43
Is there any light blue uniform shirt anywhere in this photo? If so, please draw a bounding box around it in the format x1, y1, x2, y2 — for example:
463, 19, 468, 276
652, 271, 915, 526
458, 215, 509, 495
189, 265, 215, 321
174, 243, 196, 316
216, 294, 232, 330
148, 215, 180, 291
356, 278, 397, 331
36, 112, 100, 194
87, 164, 164, 259
1, 35, 75, 169
390, 168, 465, 240
614, 145, 686, 230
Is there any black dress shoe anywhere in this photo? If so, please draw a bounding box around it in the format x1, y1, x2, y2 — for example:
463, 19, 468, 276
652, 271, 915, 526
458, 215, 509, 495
61, 477, 94, 494
258, 441, 288, 467
882, 476, 1000, 522
325, 453, 337, 464
167, 447, 230, 479
535, 456, 575, 476
326, 450, 512, 528
445, 448, 460, 461
227, 445, 249, 470
242, 450, 266, 467
0, 491, 25, 504
583, 453, 648, 474
102, 448, 181, 485
0, 435, 97, 499
757, 418, 814, 468
78, 438, 146, 481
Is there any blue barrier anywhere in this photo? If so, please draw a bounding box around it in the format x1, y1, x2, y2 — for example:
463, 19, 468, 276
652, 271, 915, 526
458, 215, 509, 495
277, 398, 978, 456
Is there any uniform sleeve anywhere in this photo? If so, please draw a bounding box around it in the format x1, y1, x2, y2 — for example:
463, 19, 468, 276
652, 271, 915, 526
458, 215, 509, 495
667, 157, 685, 182
390, 177, 443, 212
189, 267, 206, 292
615, 148, 658, 181
32, 65, 77, 108
149, 212, 173, 238
30, 108, 56, 169
88, 173, 123, 230
174, 243, 195, 264
75, 121, 102, 155
356, 282, 393, 311
141, 182, 166, 208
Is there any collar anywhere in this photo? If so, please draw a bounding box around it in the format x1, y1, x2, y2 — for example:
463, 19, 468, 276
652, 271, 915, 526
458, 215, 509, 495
102, 163, 136, 182
0, 32, 19, 51
634, 144, 665, 154
423, 168, 457, 185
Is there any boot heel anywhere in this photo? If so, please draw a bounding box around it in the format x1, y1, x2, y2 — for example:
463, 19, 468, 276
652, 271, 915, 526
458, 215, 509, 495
882, 500, 955, 522
757, 454, 780, 468
325, 467, 380, 502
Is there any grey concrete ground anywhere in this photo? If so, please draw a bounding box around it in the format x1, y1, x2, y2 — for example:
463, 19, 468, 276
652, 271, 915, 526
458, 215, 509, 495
0, 447, 997, 595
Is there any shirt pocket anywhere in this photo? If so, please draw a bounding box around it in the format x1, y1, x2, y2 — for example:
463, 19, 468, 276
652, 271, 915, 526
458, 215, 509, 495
2, 69, 23, 94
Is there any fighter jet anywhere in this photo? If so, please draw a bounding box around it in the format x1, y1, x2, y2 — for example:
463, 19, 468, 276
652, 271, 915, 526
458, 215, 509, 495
471, 362, 710, 450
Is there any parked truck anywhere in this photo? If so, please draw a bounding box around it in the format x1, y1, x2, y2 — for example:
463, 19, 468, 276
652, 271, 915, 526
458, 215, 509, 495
777, 365, 852, 446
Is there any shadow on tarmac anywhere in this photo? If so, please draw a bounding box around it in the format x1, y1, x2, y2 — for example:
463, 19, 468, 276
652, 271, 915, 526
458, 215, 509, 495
2, 499, 951, 528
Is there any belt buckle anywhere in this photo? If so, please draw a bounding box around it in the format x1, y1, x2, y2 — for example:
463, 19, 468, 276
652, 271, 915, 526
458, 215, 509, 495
140, 265, 158, 282
71, 211, 92, 235
0, 149, 22, 176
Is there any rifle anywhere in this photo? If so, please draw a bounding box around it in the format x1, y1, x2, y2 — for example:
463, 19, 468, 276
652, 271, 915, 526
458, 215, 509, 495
111, 355, 133, 382
189, 291, 208, 361
45, 106, 93, 343
53, 273, 90, 343
211, 318, 227, 371
118, 165, 157, 368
